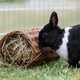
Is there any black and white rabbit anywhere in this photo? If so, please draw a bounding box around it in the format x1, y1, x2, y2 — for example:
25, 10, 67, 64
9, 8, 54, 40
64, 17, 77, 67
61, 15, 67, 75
39, 11, 80, 68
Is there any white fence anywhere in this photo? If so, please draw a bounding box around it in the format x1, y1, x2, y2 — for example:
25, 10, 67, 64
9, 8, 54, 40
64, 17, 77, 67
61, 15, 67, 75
0, 7, 77, 11
0, 0, 80, 36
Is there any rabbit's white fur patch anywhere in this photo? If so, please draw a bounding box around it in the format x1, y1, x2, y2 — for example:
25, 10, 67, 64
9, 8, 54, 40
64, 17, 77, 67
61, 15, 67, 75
55, 27, 72, 60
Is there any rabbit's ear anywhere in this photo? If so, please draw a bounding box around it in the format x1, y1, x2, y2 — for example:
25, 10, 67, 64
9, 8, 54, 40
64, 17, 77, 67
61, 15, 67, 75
49, 11, 58, 27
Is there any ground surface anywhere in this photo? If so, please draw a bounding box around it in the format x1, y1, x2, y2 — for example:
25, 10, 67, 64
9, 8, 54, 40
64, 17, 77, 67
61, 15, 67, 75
0, 58, 80, 80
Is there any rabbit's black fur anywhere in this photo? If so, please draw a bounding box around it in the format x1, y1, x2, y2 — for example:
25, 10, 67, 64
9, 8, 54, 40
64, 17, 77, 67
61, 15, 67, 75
39, 11, 80, 68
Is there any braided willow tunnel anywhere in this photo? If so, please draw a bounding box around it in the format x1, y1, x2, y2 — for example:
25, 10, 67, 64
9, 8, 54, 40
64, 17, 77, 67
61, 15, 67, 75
0, 27, 59, 68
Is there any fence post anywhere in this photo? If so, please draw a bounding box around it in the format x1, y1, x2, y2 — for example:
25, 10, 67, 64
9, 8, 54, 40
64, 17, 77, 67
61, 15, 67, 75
76, 0, 80, 24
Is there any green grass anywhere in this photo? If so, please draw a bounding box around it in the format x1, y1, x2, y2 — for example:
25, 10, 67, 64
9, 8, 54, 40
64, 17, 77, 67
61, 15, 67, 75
0, 10, 77, 34
0, 9, 78, 40
0, 0, 25, 3
0, 58, 80, 80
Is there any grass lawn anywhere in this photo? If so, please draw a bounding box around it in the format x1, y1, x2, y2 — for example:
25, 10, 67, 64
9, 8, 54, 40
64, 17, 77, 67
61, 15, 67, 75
0, 0, 24, 3
0, 58, 80, 80
0, 10, 77, 33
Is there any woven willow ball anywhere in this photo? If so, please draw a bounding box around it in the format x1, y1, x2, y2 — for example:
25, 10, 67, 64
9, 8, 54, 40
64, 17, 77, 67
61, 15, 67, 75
1, 34, 32, 67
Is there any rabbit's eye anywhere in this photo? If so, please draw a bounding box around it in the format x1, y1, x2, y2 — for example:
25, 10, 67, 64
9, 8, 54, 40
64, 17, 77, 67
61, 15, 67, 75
42, 33, 48, 37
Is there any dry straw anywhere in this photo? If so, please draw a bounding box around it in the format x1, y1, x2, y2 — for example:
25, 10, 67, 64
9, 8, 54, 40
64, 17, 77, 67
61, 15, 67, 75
0, 27, 59, 68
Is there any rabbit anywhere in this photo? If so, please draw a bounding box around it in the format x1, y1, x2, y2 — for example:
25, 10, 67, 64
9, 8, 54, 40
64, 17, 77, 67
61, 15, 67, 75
39, 11, 80, 68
